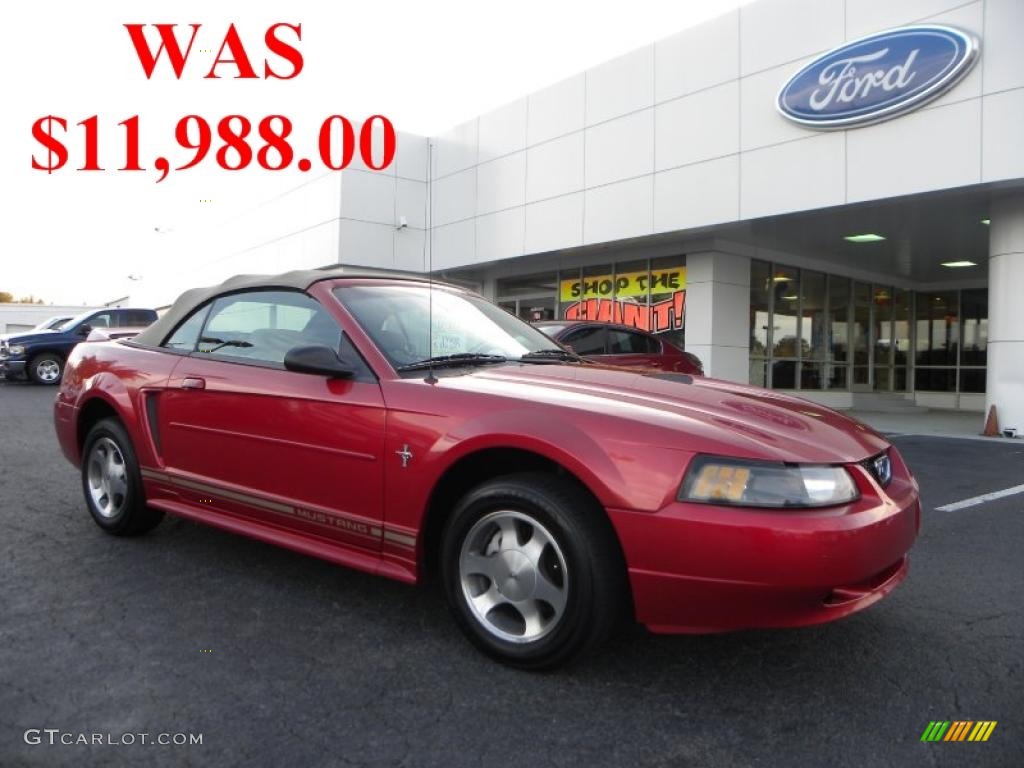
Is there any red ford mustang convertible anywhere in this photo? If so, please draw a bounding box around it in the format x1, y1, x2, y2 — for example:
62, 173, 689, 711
54, 271, 920, 668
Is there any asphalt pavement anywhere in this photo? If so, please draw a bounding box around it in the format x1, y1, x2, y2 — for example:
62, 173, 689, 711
1, 379, 1021, 767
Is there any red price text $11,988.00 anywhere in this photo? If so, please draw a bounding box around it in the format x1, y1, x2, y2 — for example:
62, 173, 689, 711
31, 113, 396, 182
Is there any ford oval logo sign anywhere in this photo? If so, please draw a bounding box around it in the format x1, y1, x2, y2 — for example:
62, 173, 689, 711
777, 25, 979, 129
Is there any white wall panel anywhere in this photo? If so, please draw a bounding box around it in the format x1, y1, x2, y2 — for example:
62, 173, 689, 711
740, 0, 845, 75
526, 132, 585, 203
432, 168, 476, 226
476, 207, 525, 262
583, 176, 653, 244
982, 88, 1024, 182
528, 74, 585, 145
477, 152, 526, 215
478, 98, 528, 162
741, 133, 845, 219
656, 82, 739, 170
585, 110, 654, 187
655, 11, 739, 103
654, 155, 740, 232
340, 170, 396, 226
525, 194, 584, 254
983, 0, 1024, 94
585, 46, 654, 125
847, 100, 980, 202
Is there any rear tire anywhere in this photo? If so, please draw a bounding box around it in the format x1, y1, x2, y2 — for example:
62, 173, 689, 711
440, 473, 627, 669
28, 354, 63, 385
81, 417, 163, 536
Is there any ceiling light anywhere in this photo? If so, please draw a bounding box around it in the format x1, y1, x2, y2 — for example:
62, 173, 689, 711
941, 260, 977, 268
844, 233, 886, 243
981, 219, 990, 226
772, 276, 791, 282
781, 295, 798, 300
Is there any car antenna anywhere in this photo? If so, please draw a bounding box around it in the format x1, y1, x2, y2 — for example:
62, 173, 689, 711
424, 138, 437, 385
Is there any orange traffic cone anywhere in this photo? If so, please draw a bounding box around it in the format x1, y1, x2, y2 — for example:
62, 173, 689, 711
982, 405, 1000, 437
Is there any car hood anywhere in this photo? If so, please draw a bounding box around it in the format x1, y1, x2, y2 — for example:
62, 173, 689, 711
1, 330, 65, 345
441, 363, 888, 464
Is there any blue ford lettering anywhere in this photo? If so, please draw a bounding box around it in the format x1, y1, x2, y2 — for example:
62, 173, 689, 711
777, 25, 979, 129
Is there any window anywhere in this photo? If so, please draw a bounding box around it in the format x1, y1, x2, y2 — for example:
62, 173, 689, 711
749, 260, 771, 385
85, 312, 114, 329
649, 256, 685, 350
607, 329, 657, 354
891, 288, 910, 392
960, 289, 988, 366
123, 310, 155, 327
914, 290, 958, 392
197, 291, 343, 367
562, 326, 607, 355
493, 271, 558, 322
497, 257, 687, 348
827, 276, 850, 389
162, 305, 210, 352
749, 260, 771, 357
915, 292, 958, 366
748, 265, 988, 394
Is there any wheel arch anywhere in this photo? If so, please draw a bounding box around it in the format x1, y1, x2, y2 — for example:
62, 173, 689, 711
419, 445, 623, 582
75, 385, 140, 458
76, 396, 121, 454
28, 347, 67, 361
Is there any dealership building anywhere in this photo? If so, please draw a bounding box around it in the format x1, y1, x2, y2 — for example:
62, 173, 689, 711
180, 0, 1024, 432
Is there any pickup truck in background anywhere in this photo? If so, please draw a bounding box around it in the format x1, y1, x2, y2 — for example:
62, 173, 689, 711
0, 307, 157, 384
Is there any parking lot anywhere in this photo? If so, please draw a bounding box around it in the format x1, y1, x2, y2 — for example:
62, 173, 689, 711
1, 379, 1021, 768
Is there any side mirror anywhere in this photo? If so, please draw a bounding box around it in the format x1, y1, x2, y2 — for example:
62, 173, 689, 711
77, 324, 92, 337
283, 345, 355, 379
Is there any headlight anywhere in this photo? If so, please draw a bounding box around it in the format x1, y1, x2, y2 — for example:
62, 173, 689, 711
8, 345, 25, 357
679, 455, 859, 508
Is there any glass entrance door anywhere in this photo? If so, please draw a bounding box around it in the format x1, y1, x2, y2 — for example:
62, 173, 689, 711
851, 282, 872, 391
873, 286, 894, 392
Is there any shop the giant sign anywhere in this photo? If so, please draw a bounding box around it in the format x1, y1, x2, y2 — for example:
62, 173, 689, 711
777, 25, 978, 129
561, 267, 685, 333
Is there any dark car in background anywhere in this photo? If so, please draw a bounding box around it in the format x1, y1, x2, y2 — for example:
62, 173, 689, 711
534, 320, 703, 375
0, 307, 157, 384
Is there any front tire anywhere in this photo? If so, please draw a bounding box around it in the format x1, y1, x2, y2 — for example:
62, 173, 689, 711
28, 353, 63, 385
81, 417, 163, 536
441, 473, 627, 669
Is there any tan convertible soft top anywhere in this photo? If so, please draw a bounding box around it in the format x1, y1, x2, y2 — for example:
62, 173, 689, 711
132, 267, 441, 348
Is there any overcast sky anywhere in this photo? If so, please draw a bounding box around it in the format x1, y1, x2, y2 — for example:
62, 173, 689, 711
2, 0, 748, 306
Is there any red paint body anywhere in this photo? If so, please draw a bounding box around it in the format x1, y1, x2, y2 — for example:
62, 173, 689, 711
54, 277, 919, 633
535, 320, 704, 375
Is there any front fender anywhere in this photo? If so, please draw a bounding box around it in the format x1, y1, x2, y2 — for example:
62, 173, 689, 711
385, 404, 690, 543
60, 347, 147, 464
436, 409, 628, 508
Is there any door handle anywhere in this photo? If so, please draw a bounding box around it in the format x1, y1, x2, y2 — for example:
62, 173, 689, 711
180, 377, 206, 390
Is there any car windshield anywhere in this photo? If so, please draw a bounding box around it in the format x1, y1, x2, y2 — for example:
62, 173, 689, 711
32, 316, 70, 331
335, 284, 563, 370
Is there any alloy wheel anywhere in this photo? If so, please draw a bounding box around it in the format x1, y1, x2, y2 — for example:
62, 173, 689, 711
459, 510, 569, 643
86, 437, 129, 519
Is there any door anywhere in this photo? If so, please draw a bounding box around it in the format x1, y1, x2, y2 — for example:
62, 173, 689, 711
157, 290, 387, 551
851, 282, 872, 391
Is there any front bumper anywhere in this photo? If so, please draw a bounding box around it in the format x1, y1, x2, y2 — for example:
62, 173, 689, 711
608, 452, 920, 633
0, 359, 26, 378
